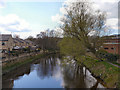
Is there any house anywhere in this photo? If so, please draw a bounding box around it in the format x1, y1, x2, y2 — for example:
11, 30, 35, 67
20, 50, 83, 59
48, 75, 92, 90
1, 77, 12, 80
24, 40, 34, 47
0, 34, 14, 53
13, 38, 35, 49
103, 34, 120, 55
13, 38, 24, 48
13, 38, 28, 48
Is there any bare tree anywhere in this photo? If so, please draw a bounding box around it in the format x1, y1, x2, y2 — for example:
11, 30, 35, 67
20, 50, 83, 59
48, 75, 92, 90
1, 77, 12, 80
36, 29, 61, 52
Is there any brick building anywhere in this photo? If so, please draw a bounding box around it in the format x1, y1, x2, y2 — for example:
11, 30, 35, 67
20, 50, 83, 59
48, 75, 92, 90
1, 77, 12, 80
103, 34, 120, 55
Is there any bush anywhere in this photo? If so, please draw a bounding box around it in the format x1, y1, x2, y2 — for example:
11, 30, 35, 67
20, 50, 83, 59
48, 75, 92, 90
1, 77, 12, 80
22, 47, 31, 53
96, 50, 119, 62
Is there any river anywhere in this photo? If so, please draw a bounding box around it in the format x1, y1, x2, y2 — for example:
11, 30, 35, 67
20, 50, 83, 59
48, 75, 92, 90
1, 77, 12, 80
2, 54, 105, 88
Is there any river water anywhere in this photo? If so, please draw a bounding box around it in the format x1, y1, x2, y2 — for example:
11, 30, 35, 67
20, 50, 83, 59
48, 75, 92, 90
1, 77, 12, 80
2, 54, 105, 88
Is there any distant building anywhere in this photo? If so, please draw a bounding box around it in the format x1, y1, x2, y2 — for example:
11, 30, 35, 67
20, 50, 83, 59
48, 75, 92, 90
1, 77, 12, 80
0, 34, 14, 53
24, 40, 34, 47
103, 34, 120, 55
13, 38, 24, 48
0, 34, 36, 59
13, 38, 35, 49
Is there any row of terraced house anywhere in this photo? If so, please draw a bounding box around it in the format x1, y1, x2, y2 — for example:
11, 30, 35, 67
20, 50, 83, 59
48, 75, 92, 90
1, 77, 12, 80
0, 34, 35, 54
0, 34, 119, 57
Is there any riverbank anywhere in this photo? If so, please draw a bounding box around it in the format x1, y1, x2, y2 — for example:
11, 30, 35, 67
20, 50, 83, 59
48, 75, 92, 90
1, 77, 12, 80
2, 52, 51, 75
76, 55, 120, 88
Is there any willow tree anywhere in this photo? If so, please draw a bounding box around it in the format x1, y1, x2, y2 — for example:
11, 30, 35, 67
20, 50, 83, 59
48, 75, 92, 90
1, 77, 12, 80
59, 37, 86, 57
60, 0, 106, 54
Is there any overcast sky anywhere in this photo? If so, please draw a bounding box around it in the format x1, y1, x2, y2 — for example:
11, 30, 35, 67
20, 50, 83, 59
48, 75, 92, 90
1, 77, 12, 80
0, 0, 119, 39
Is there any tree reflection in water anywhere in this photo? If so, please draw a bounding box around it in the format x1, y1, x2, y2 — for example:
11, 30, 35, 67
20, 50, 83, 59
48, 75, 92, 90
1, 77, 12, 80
2, 62, 31, 88
36, 55, 58, 79
60, 59, 86, 88
60, 58, 104, 88
2, 54, 105, 88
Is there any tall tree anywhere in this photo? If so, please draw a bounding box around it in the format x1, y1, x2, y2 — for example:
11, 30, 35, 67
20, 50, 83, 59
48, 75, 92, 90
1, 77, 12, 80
36, 29, 61, 52
59, 37, 86, 57
60, 0, 106, 54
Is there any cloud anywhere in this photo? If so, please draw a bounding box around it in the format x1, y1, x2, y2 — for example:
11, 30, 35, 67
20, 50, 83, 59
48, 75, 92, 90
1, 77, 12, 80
0, 14, 53, 39
51, 0, 119, 35
106, 18, 118, 30
92, 0, 119, 19
5, 0, 65, 2
0, 0, 6, 8
106, 18, 118, 34
60, 7, 67, 14
92, 0, 119, 34
51, 14, 64, 25
0, 14, 31, 33
51, 14, 61, 23
13, 31, 39, 39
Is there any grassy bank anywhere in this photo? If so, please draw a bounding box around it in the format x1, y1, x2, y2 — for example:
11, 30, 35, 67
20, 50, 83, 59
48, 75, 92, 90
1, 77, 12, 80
76, 55, 120, 88
2, 53, 48, 75
110, 61, 120, 66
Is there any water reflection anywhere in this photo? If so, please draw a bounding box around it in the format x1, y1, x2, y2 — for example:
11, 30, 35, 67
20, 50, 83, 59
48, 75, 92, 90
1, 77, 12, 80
36, 56, 58, 79
60, 60, 86, 88
2, 62, 31, 88
2, 54, 105, 88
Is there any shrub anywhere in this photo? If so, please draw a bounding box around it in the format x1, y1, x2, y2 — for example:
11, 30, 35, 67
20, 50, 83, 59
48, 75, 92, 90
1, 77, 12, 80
96, 50, 119, 62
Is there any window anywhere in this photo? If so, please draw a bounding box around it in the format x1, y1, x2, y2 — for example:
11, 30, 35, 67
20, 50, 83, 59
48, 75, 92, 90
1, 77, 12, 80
111, 48, 114, 49
112, 41, 115, 43
104, 48, 108, 49
2, 42, 5, 45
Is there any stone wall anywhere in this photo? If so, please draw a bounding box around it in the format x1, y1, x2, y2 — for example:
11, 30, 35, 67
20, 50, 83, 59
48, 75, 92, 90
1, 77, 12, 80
2, 52, 40, 66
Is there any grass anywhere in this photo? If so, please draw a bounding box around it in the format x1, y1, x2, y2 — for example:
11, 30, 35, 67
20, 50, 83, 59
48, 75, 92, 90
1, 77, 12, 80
2, 53, 47, 74
76, 55, 120, 88
110, 61, 120, 66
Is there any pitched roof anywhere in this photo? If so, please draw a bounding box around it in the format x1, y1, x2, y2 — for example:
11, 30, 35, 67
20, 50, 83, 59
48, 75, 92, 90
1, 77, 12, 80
24, 40, 33, 44
13, 38, 24, 43
0, 34, 12, 41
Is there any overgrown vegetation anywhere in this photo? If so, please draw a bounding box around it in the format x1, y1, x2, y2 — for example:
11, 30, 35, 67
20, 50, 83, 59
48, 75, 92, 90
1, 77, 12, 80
59, 0, 106, 55
96, 50, 120, 62
2, 53, 47, 75
59, 37, 86, 58
76, 55, 120, 88
58, 1, 119, 88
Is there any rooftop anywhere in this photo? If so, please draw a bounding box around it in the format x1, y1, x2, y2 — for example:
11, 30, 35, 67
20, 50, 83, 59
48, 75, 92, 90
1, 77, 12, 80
13, 38, 24, 43
0, 34, 12, 41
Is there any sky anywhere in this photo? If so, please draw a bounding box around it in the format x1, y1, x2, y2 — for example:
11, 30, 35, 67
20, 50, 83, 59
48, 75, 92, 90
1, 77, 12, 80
0, 0, 119, 39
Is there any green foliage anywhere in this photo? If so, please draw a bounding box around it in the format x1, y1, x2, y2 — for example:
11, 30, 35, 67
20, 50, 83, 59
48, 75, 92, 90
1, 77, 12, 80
77, 56, 119, 88
111, 62, 120, 66
96, 50, 119, 62
60, 1, 106, 54
22, 47, 30, 52
59, 37, 86, 57
3, 53, 46, 74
